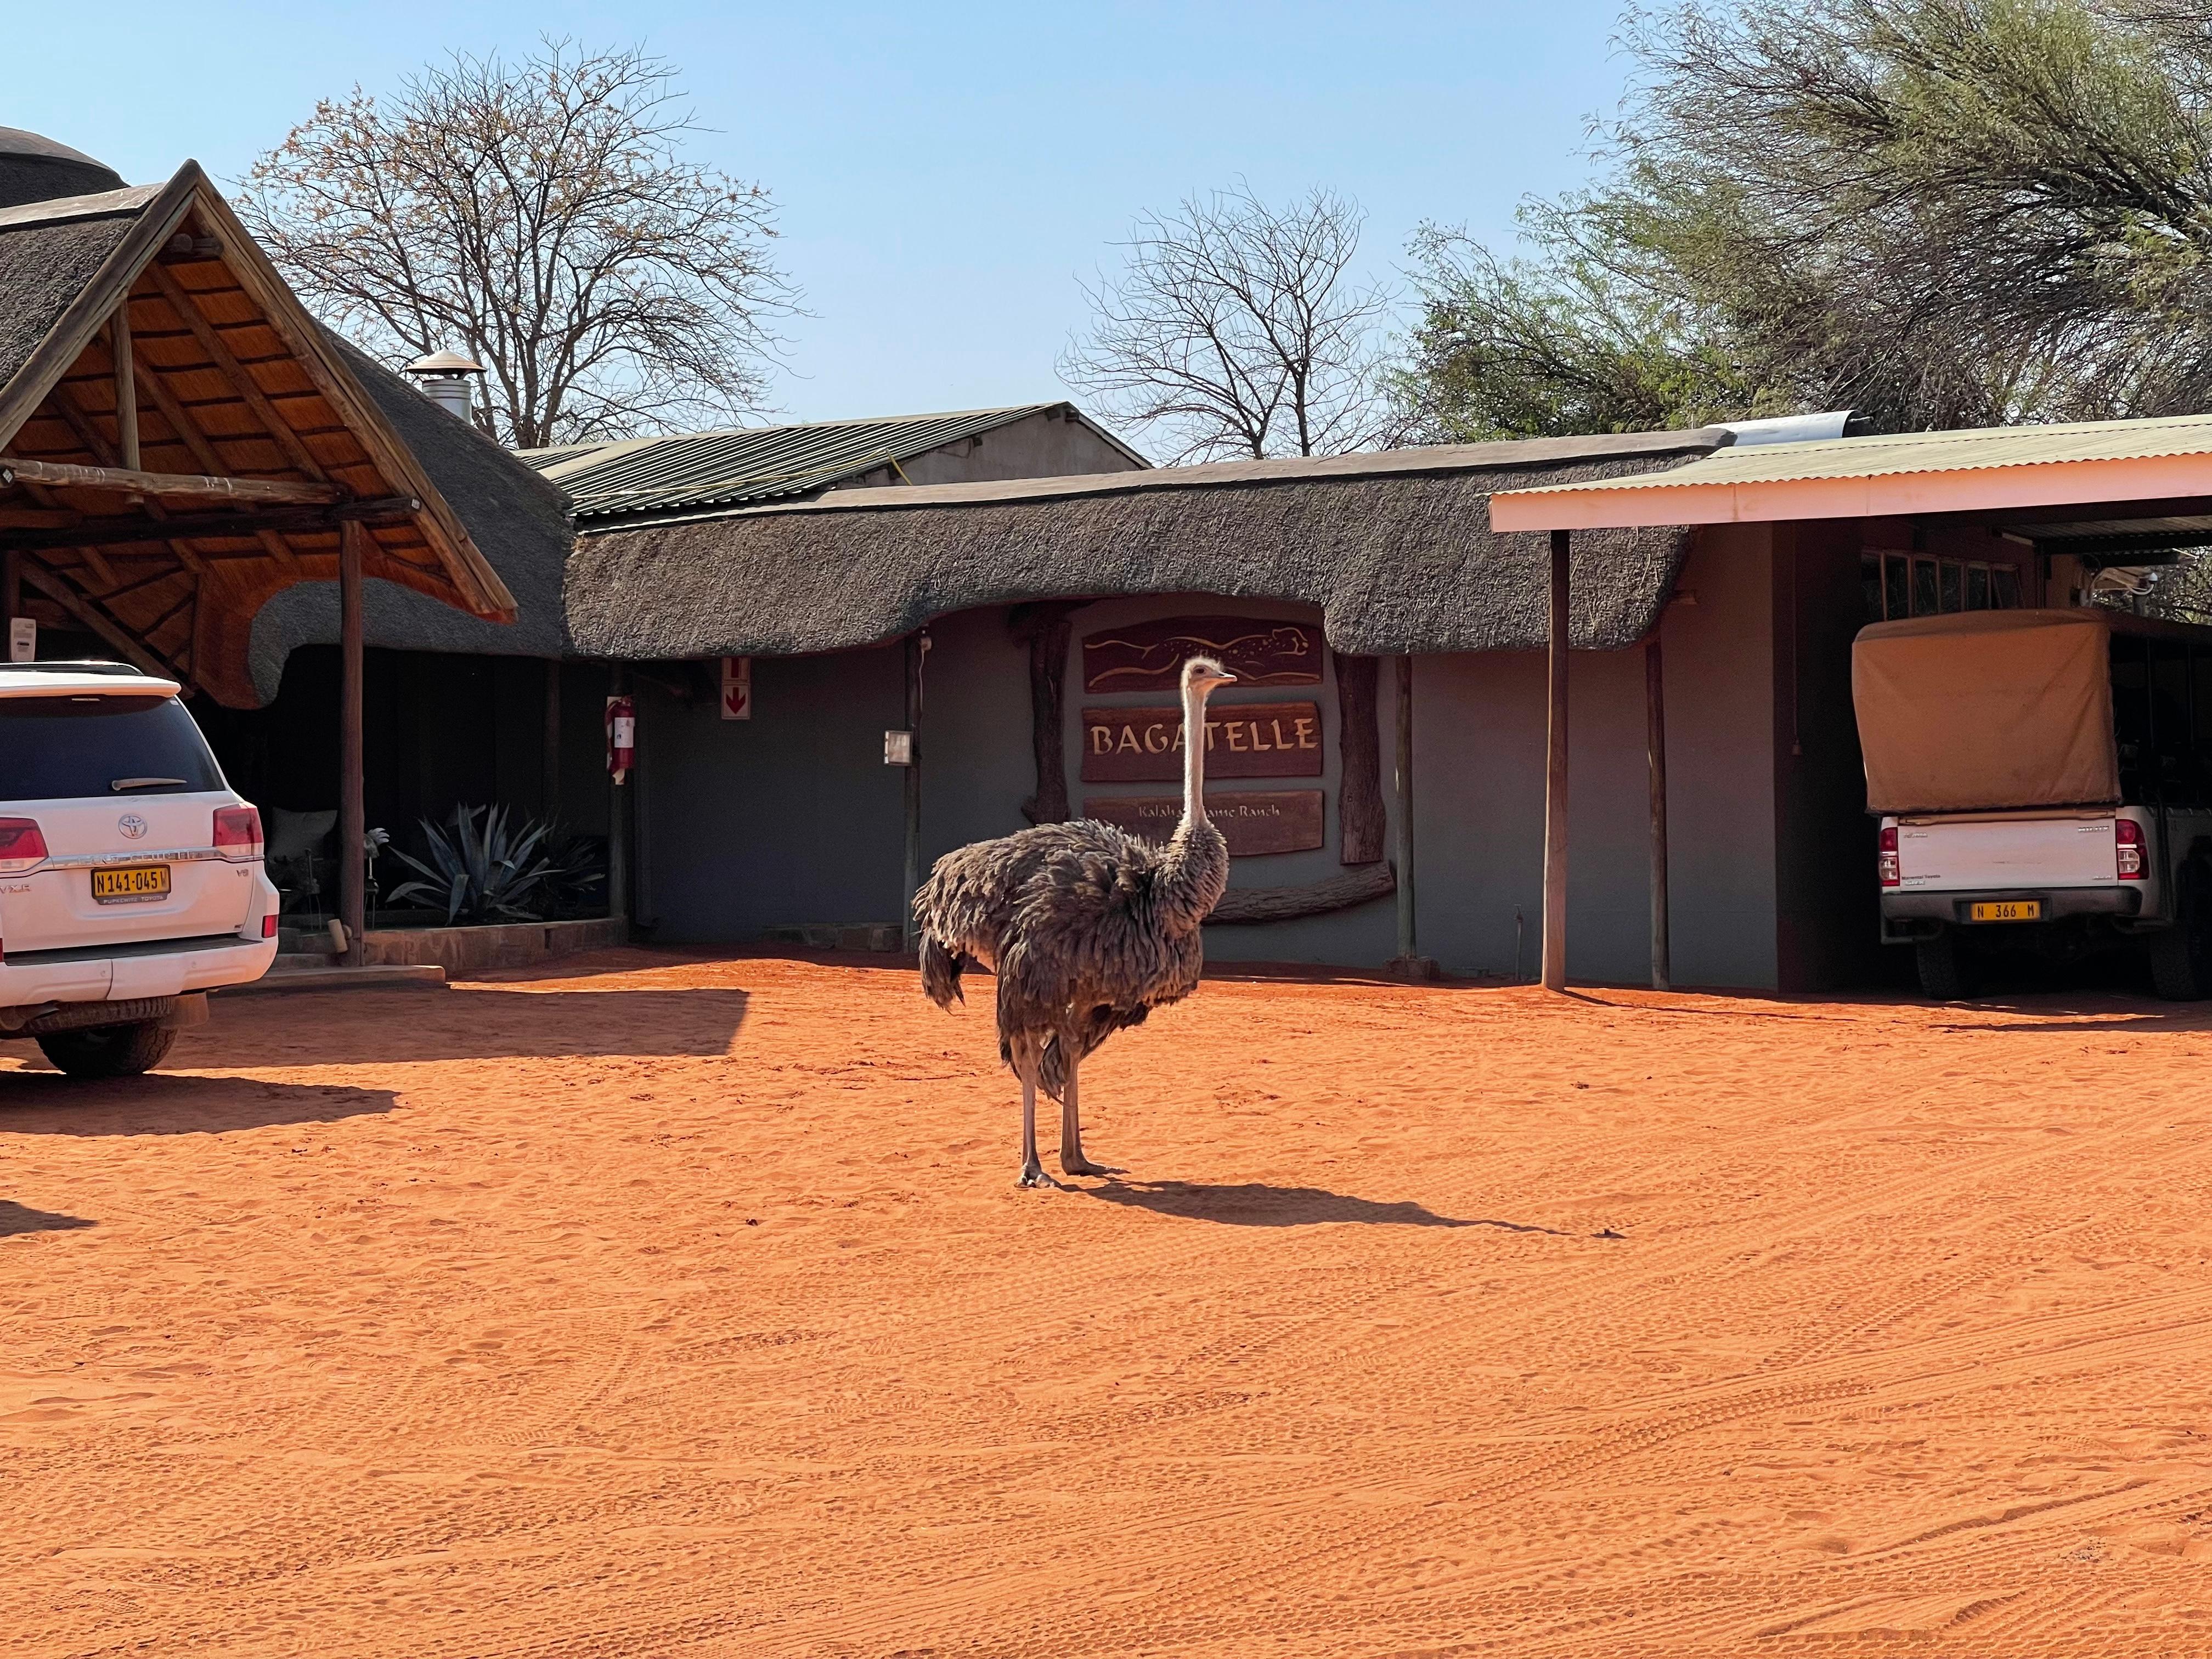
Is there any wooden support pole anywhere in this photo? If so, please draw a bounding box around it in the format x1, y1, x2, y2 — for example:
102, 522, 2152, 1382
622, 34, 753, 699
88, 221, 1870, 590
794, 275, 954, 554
1394, 653, 1417, 962
1542, 528, 1571, 993
1646, 631, 1672, 993
543, 659, 562, 820
902, 630, 928, 948
607, 665, 631, 924
338, 521, 366, 967
110, 306, 139, 472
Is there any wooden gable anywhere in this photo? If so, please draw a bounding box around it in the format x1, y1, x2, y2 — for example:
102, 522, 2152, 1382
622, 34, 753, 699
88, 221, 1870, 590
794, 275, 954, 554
0, 164, 515, 706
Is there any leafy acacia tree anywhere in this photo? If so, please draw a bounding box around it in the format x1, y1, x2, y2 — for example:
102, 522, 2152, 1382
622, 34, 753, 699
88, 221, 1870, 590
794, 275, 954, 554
1062, 185, 1402, 462
240, 40, 793, 448
1401, 0, 2212, 441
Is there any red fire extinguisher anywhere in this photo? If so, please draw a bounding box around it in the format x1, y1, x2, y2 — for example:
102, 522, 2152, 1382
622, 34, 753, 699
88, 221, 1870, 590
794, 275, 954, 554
605, 695, 636, 785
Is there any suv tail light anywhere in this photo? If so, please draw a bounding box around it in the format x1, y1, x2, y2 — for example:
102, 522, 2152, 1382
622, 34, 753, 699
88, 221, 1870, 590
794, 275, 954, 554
0, 817, 49, 874
213, 804, 263, 861
2117, 817, 2147, 879
1877, 824, 1900, 888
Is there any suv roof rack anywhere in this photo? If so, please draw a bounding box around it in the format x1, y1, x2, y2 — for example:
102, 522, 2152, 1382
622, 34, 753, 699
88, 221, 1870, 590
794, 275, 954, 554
0, 659, 152, 677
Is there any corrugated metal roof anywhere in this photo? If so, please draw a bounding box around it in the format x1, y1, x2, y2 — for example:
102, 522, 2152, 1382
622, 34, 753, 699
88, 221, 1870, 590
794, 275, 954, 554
1489, 411, 2212, 531
519, 404, 1132, 522
1515, 411, 2212, 495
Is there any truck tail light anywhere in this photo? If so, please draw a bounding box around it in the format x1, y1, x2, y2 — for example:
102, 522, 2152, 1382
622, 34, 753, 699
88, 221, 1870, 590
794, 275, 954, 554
1877, 824, 1900, 889
262, 912, 279, 939
213, 804, 263, 861
0, 817, 48, 875
2117, 817, 2147, 879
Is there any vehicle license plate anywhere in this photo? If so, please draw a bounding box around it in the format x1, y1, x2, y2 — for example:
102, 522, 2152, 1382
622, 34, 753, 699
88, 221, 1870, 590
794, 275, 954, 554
1968, 900, 2040, 923
91, 865, 171, 904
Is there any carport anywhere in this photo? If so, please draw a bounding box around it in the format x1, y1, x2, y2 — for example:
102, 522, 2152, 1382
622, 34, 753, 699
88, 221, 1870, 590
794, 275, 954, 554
1491, 413, 2212, 991
0, 132, 519, 963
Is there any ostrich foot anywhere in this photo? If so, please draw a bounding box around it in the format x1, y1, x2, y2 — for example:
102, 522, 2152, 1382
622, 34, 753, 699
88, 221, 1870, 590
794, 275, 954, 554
1059, 1154, 1120, 1178
1017, 1160, 1054, 1188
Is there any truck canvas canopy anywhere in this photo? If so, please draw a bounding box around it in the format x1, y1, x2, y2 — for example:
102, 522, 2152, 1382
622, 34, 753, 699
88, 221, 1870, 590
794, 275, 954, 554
1853, 610, 2121, 814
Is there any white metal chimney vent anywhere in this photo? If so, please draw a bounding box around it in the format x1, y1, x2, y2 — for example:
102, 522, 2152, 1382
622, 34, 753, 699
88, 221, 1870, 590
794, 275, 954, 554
402, 350, 487, 423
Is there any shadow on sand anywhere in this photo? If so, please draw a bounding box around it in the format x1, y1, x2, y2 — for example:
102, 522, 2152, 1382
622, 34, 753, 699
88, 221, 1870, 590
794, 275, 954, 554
0, 1199, 94, 1236
183, 985, 752, 1066
1081, 1178, 1560, 1231
0, 1071, 398, 1137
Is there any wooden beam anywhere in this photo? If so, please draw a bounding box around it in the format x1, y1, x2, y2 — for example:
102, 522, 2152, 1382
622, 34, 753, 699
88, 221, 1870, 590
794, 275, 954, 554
1335, 651, 1385, 864
0, 455, 340, 505
0, 495, 418, 556
543, 660, 562, 819
1647, 632, 1672, 994
903, 630, 927, 949
1211, 862, 1396, 925
131, 355, 299, 572
1394, 654, 1416, 961
142, 260, 332, 484
338, 521, 366, 967
15, 561, 179, 680
1542, 528, 1571, 993
110, 306, 140, 471
608, 667, 631, 922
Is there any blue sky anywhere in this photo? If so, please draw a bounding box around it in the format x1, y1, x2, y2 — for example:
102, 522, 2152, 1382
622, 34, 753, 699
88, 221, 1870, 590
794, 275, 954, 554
12, 1, 1635, 437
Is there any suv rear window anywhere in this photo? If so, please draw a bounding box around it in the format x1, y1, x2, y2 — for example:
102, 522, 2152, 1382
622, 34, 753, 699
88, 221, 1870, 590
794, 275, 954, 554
0, 695, 227, 800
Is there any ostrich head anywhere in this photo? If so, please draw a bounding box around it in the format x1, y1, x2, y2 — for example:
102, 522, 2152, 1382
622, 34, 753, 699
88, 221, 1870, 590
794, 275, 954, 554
1182, 656, 1237, 697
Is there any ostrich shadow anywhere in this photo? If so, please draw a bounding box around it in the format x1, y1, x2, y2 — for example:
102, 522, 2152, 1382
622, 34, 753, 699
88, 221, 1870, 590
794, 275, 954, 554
1080, 1178, 1561, 1232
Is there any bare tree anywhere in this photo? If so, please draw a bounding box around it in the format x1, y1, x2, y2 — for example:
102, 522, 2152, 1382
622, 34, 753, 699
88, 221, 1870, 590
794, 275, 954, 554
238, 39, 794, 448
1060, 186, 1401, 463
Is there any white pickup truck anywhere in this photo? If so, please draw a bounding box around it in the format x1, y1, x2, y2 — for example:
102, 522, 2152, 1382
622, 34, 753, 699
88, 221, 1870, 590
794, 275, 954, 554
1857, 608, 2212, 999
0, 661, 279, 1075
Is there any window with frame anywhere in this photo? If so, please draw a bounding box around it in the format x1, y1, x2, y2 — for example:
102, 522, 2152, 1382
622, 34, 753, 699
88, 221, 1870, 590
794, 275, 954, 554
1860, 551, 2022, 623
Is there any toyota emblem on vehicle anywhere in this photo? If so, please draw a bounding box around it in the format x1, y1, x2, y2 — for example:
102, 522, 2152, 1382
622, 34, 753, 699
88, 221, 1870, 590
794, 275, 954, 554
118, 813, 148, 840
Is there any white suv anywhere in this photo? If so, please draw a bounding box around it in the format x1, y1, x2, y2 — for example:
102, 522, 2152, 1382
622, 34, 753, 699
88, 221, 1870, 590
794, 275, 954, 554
0, 662, 279, 1076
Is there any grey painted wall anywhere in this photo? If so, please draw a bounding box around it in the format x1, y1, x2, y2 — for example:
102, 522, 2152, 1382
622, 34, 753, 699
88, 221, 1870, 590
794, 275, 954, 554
633, 646, 906, 940
620, 531, 1790, 988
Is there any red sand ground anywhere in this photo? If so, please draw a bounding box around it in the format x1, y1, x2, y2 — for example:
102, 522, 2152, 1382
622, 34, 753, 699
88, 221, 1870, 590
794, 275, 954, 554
5, 950, 2212, 1656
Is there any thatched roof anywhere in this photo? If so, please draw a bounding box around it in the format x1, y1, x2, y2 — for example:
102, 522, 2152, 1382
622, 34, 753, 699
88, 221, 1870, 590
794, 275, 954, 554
246, 337, 577, 702
563, 429, 1734, 659
0, 161, 521, 706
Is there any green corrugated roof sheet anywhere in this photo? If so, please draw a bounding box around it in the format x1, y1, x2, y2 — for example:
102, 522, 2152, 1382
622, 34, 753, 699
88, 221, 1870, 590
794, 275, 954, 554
518, 404, 1138, 523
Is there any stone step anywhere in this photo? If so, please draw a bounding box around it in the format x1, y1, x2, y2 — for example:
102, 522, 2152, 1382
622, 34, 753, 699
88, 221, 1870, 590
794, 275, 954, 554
222, 963, 447, 995
762, 922, 905, 953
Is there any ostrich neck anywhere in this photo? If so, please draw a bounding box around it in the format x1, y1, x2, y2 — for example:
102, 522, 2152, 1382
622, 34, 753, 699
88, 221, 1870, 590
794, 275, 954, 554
1182, 679, 1210, 828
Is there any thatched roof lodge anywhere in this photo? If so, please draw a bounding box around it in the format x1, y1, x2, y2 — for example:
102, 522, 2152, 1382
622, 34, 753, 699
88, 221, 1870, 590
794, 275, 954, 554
563, 429, 1729, 661
560, 424, 1855, 986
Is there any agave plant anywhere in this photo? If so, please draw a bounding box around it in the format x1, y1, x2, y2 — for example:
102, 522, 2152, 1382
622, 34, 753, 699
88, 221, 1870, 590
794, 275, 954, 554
386, 804, 572, 926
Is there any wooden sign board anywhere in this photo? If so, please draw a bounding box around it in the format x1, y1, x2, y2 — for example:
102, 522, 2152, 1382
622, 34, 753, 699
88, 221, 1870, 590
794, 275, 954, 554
1082, 701, 1323, 782
1083, 790, 1324, 857
1083, 616, 1323, 693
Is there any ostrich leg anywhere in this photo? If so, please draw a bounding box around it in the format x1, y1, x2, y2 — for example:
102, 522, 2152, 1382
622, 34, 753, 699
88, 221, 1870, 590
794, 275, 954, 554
1017, 1056, 1051, 1188
1059, 1054, 1116, 1177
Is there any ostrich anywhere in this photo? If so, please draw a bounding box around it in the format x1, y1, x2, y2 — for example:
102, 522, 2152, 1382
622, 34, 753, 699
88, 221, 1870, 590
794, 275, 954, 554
915, 655, 1238, 1186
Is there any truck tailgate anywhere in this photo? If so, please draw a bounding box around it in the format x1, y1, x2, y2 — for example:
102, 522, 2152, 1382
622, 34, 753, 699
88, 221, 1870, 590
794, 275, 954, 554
1897, 815, 2119, 891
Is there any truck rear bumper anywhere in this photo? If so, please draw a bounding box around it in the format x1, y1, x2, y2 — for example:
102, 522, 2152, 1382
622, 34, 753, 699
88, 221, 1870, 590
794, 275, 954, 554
1881, 887, 2146, 942
0, 932, 278, 1015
